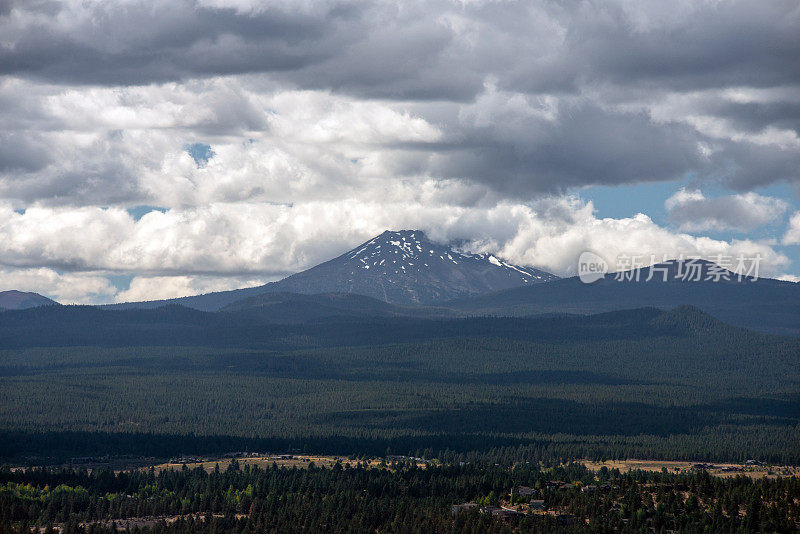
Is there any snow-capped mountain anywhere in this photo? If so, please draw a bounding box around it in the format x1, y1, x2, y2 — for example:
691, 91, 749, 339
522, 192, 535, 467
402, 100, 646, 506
263, 230, 557, 305
104, 230, 557, 310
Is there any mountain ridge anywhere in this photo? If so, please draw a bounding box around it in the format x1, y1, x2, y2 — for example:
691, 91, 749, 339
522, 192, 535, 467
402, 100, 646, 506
446, 259, 800, 335
0, 303, 757, 349
0, 290, 58, 311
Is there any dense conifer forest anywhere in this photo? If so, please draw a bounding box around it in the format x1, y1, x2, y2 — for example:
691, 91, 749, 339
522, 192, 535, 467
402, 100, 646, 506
0, 305, 798, 464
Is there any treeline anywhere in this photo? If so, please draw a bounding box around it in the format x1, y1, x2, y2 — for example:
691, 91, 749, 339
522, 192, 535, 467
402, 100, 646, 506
3, 427, 800, 471
0, 460, 798, 533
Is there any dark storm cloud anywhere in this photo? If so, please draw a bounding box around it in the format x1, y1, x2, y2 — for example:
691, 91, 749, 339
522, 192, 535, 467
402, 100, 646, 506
2, 1, 796, 99
0, 0, 484, 101
709, 139, 800, 192
0, 129, 146, 206
437, 111, 800, 195
705, 100, 800, 136
544, 1, 800, 93
424, 103, 707, 195
0, 133, 51, 173
287, 14, 481, 102
0, 1, 358, 85
2, 162, 144, 206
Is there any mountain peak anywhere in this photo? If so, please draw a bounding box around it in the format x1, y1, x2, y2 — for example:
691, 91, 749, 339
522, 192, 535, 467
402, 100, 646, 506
103, 230, 558, 310
379, 229, 423, 236
267, 230, 558, 304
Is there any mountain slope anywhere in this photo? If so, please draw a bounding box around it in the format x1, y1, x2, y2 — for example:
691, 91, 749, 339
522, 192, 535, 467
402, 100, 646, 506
219, 292, 454, 322
448, 259, 800, 335
105, 230, 557, 310
0, 290, 58, 311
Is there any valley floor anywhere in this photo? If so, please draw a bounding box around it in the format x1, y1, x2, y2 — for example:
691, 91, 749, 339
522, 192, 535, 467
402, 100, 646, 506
62, 454, 800, 480
582, 458, 799, 480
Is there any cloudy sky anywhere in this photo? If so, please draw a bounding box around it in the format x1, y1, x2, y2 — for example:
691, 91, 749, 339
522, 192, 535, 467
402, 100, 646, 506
1, 0, 799, 303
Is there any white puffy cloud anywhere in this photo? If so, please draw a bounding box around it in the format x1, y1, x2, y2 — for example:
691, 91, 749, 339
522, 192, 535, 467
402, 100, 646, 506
0, 195, 792, 303
0, 204, 134, 270
783, 211, 800, 245
0, 268, 116, 304
114, 275, 268, 303
665, 188, 788, 232
429, 197, 790, 278
0, 78, 443, 207
0, 201, 385, 276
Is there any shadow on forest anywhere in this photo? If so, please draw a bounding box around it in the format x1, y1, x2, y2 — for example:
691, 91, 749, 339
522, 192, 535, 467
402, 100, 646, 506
319, 397, 799, 437
0, 353, 652, 387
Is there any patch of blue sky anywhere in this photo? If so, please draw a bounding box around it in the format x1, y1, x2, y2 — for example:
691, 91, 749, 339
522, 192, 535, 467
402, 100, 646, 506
575, 179, 800, 278
185, 143, 215, 167
106, 273, 135, 293
573, 179, 688, 224
126, 205, 167, 221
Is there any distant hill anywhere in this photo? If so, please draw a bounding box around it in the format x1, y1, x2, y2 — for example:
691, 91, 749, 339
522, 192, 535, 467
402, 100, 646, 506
104, 230, 557, 310
448, 259, 800, 336
0, 300, 753, 350
0, 290, 58, 311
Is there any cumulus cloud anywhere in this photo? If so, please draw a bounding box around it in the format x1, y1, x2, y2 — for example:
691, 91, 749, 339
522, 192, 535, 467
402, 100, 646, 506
427, 197, 790, 278
0, 267, 116, 304
0, 196, 792, 303
0, 202, 364, 276
0, 79, 445, 206
1, 77, 796, 208
114, 275, 268, 303
439, 89, 708, 194
665, 189, 788, 232
783, 212, 800, 245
